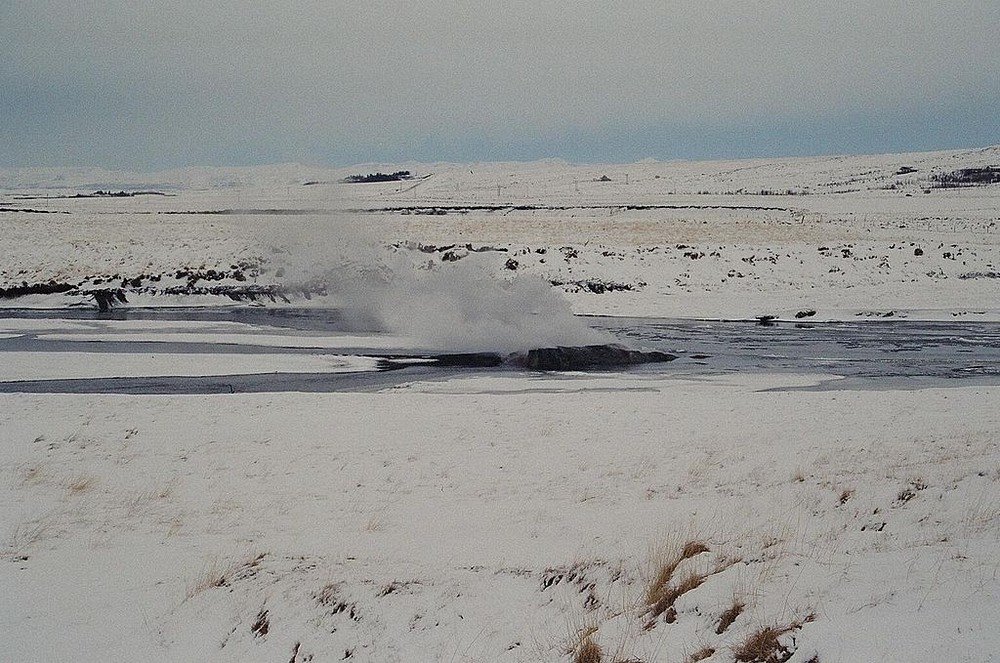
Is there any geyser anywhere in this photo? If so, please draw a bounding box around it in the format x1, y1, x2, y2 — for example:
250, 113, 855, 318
264, 216, 614, 353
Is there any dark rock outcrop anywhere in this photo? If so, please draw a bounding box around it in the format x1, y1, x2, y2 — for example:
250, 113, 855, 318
422, 344, 676, 372
510, 344, 676, 371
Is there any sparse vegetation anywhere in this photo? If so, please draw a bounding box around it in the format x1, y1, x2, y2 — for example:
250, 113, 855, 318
895, 479, 928, 505
65, 475, 96, 494
186, 552, 266, 599
644, 539, 712, 627
314, 583, 360, 621
574, 635, 603, 663
2, 518, 54, 562
732, 615, 816, 663
646, 569, 712, 627
716, 599, 745, 634
250, 607, 269, 638
688, 645, 716, 662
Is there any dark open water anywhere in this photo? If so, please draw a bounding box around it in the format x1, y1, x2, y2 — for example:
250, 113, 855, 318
2, 307, 999, 393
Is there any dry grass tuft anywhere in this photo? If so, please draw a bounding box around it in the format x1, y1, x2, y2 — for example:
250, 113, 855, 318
896, 479, 929, 505
688, 646, 716, 662
645, 569, 713, 628
733, 625, 788, 663
645, 539, 710, 607
314, 582, 342, 606
65, 475, 96, 494
574, 636, 603, 663
314, 583, 361, 621
644, 540, 734, 629
250, 608, 269, 638
732, 615, 816, 663
681, 541, 710, 558
187, 563, 230, 598
716, 599, 745, 634
2, 518, 55, 561
186, 551, 266, 599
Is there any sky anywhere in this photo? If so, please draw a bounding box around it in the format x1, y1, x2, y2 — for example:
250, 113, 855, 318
2, 1, 998, 170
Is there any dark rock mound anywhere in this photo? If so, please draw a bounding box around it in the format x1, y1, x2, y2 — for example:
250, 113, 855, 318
417, 344, 676, 372
511, 344, 677, 371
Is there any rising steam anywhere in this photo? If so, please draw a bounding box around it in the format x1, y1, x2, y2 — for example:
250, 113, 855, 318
264, 216, 613, 353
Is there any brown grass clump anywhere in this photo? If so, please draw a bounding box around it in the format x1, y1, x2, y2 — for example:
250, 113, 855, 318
186, 551, 266, 599
646, 569, 712, 628
681, 541, 710, 558
644, 541, 733, 629
645, 539, 710, 607
732, 625, 793, 663
716, 599, 745, 634
574, 637, 603, 663
732, 615, 816, 663
567, 625, 602, 663
687, 646, 715, 662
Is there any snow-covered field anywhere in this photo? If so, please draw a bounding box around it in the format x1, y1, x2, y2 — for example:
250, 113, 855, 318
1, 148, 999, 662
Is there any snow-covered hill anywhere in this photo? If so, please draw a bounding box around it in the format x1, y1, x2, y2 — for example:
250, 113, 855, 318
2, 146, 999, 324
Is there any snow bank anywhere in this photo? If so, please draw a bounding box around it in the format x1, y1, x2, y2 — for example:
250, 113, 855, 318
1, 375, 996, 661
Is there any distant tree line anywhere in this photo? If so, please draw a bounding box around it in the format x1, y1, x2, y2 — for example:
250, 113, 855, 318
340, 170, 414, 184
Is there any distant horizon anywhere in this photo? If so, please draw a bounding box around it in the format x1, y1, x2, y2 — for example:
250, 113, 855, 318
4, 138, 998, 175
3, 3, 997, 171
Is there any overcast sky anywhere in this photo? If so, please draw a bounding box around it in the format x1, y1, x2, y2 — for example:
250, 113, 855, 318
2, 1, 998, 169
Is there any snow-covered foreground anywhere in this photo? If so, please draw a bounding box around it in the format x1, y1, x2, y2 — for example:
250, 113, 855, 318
1, 147, 999, 662
2, 374, 997, 662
